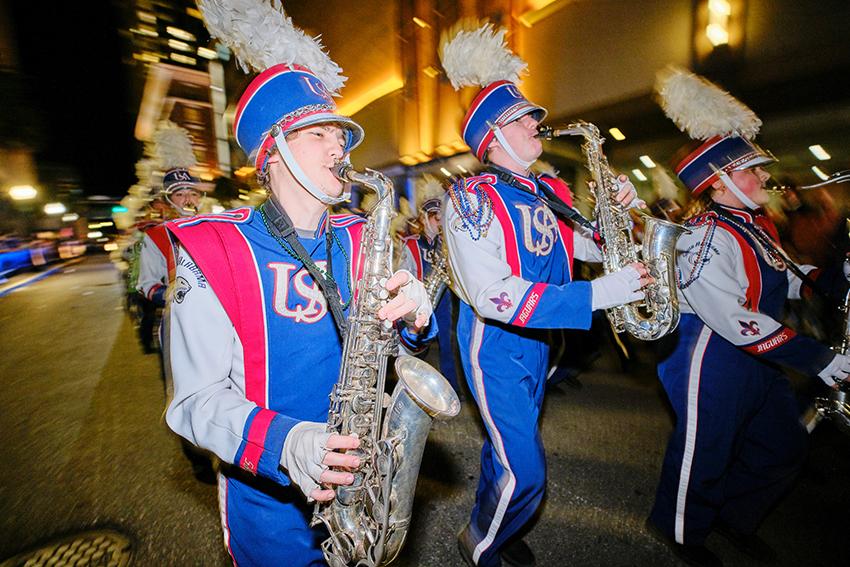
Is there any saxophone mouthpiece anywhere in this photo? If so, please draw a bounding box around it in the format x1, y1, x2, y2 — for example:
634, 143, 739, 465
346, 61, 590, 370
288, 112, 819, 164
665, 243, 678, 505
536, 126, 554, 140
334, 161, 354, 182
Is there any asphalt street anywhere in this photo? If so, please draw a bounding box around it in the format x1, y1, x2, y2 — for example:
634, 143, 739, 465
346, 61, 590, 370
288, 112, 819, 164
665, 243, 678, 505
0, 255, 847, 566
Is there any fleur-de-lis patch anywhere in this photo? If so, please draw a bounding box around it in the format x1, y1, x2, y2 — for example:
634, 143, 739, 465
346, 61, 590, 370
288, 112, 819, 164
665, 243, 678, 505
489, 292, 513, 313
739, 320, 761, 336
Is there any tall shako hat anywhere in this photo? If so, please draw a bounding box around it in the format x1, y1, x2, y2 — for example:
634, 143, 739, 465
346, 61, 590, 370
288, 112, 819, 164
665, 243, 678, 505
656, 66, 775, 202
439, 22, 546, 165
197, 0, 364, 205
415, 174, 445, 215
153, 121, 200, 217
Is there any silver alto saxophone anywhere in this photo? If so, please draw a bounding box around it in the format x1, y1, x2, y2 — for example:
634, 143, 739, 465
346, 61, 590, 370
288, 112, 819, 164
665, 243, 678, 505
422, 244, 451, 307
806, 260, 850, 435
313, 163, 461, 567
539, 121, 690, 340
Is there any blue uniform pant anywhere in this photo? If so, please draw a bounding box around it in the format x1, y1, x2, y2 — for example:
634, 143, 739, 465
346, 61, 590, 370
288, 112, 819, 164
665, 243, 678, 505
458, 308, 549, 566
435, 291, 461, 393
222, 470, 327, 566
650, 315, 808, 545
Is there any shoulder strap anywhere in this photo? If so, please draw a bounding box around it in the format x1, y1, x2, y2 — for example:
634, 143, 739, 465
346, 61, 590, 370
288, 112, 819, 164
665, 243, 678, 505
259, 198, 348, 337
487, 166, 600, 241
713, 205, 836, 305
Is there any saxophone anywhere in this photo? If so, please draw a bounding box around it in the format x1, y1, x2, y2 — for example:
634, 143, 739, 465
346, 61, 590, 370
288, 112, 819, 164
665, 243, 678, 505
539, 121, 690, 340
807, 260, 850, 435
313, 163, 461, 567
422, 242, 451, 307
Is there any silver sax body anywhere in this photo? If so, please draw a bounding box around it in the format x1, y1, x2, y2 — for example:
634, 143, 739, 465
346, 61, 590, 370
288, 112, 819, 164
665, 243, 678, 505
807, 265, 850, 435
540, 121, 690, 340
313, 163, 461, 567
798, 166, 850, 434
422, 244, 451, 307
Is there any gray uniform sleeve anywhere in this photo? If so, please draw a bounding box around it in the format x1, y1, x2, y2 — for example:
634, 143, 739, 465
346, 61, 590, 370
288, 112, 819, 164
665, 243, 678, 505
443, 191, 592, 329
677, 226, 786, 344
443, 194, 534, 323
573, 225, 604, 263
163, 244, 256, 465
136, 233, 166, 300
397, 242, 417, 274
786, 264, 817, 300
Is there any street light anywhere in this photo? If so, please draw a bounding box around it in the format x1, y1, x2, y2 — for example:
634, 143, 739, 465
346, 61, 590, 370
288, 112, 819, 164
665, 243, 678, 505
8, 185, 38, 200
44, 202, 67, 215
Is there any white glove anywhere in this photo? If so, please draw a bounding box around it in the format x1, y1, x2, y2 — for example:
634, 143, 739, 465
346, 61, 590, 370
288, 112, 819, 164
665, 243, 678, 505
392, 269, 433, 325
615, 175, 646, 210
591, 265, 645, 310
817, 352, 850, 386
279, 421, 331, 501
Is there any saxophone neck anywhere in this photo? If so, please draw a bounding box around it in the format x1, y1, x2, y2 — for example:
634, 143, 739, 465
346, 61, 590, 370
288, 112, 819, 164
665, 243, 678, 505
536, 121, 600, 141
335, 162, 393, 204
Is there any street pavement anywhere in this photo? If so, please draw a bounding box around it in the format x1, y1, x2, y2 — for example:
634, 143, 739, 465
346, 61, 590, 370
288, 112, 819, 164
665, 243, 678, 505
0, 255, 847, 566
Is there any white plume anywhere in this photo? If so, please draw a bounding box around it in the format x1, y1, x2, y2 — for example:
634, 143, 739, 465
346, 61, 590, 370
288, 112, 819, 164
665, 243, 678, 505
531, 159, 558, 177
655, 66, 761, 140
651, 166, 682, 201
358, 191, 377, 214
134, 158, 157, 188
153, 121, 197, 170
390, 196, 412, 243
415, 174, 446, 212
197, 0, 346, 95
439, 21, 527, 90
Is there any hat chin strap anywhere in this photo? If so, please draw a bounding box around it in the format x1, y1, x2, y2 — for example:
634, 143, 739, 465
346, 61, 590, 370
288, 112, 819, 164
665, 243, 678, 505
713, 165, 759, 210
273, 129, 349, 206
164, 195, 196, 218
490, 123, 535, 171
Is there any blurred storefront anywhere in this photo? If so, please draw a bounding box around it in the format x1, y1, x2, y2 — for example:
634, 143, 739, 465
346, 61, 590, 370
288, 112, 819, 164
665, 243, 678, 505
120, 0, 850, 213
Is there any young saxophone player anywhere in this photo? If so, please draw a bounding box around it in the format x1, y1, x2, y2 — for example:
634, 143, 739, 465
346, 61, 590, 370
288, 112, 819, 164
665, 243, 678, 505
438, 23, 652, 567
646, 67, 850, 567
164, 2, 435, 564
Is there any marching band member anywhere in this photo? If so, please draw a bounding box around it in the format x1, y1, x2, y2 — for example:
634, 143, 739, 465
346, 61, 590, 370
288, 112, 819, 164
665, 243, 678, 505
398, 175, 462, 394
137, 123, 202, 315
439, 23, 651, 567
164, 2, 435, 564
136, 122, 215, 483
646, 67, 850, 567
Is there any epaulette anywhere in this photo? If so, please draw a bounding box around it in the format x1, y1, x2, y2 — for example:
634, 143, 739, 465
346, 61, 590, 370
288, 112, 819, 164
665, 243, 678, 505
447, 176, 495, 241
463, 173, 498, 189
329, 213, 366, 228
170, 207, 253, 229
684, 210, 718, 229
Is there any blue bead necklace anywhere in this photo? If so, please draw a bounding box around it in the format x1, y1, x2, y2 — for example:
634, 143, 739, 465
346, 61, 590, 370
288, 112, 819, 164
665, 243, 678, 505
447, 178, 494, 241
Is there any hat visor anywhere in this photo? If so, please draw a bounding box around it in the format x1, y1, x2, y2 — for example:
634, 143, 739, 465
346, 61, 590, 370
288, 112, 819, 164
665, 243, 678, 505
165, 181, 200, 194
287, 112, 365, 153
500, 103, 548, 127
730, 151, 777, 172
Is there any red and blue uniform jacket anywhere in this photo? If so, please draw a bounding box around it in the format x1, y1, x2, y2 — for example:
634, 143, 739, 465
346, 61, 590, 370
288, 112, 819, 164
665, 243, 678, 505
163, 206, 435, 485
675, 204, 836, 374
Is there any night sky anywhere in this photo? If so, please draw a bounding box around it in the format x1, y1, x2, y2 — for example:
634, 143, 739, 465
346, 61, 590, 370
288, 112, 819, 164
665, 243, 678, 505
9, 1, 137, 198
